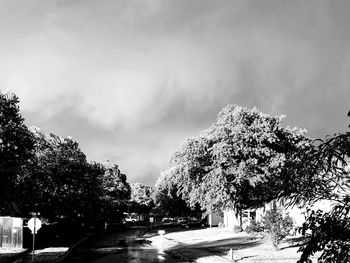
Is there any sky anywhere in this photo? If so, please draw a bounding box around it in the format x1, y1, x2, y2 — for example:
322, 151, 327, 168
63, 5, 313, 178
1, 0, 350, 186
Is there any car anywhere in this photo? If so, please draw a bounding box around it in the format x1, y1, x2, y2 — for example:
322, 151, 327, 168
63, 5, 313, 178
124, 217, 137, 223
177, 217, 188, 224
180, 217, 207, 228
162, 217, 175, 223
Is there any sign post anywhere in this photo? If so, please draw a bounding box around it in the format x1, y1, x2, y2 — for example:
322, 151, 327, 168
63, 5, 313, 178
28, 213, 42, 263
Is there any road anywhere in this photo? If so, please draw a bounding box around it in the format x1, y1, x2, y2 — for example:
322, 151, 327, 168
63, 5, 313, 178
68, 226, 188, 263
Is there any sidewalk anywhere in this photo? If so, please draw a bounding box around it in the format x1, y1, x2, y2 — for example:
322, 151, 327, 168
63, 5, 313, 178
146, 227, 319, 263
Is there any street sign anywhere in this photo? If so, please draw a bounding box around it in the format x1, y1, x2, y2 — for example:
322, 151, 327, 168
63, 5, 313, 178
28, 218, 42, 234
149, 217, 154, 223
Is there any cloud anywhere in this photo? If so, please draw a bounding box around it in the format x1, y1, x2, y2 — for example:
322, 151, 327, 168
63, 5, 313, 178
1, 1, 350, 184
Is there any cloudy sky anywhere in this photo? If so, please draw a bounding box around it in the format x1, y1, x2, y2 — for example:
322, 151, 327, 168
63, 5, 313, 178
1, 0, 349, 185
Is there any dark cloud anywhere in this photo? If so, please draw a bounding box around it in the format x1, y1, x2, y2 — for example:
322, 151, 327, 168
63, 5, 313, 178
1, 0, 350, 185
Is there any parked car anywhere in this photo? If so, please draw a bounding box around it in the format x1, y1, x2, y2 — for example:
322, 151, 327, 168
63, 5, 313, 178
177, 217, 188, 224
124, 217, 137, 223
162, 217, 175, 223
180, 217, 207, 228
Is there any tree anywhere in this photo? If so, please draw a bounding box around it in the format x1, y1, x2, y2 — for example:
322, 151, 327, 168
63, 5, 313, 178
154, 173, 202, 218
159, 105, 311, 213
0, 92, 34, 215
296, 114, 350, 263
80, 162, 106, 224
18, 127, 90, 219
100, 161, 131, 222
17, 128, 132, 224
128, 183, 154, 214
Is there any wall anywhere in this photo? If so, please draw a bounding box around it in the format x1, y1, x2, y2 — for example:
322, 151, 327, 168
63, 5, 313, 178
208, 213, 223, 227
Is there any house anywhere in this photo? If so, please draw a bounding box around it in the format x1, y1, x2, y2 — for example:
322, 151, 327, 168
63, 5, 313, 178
207, 212, 223, 227
223, 199, 333, 230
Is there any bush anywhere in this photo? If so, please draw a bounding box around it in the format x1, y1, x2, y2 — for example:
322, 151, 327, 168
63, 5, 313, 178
245, 220, 264, 234
262, 206, 294, 247
233, 225, 243, 232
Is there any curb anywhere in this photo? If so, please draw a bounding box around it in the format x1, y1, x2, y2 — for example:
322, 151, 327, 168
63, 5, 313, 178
54, 234, 94, 263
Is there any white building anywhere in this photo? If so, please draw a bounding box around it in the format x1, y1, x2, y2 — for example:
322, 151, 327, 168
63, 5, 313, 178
223, 199, 333, 230
207, 212, 223, 227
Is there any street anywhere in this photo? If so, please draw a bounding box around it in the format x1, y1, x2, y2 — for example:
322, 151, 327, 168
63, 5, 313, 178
68, 226, 188, 263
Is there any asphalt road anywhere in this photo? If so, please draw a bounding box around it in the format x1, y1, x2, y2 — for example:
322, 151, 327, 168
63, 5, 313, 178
68, 226, 188, 263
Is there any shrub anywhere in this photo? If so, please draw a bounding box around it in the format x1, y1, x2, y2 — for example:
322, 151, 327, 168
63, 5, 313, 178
233, 225, 243, 232
245, 220, 264, 234
262, 206, 294, 247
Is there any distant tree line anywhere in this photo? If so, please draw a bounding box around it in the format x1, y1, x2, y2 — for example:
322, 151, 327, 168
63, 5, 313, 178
0, 91, 130, 226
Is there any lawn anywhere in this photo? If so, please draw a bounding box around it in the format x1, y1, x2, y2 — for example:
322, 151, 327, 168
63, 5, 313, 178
147, 227, 320, 263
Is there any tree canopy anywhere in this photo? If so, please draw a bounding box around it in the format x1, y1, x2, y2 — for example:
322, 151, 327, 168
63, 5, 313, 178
0, 91, 131, 224
0, 92, 34, 214
15, 128, 132, 223
128, 183, 154, 214
296, 115, 350, 263
157, 105, 311, 212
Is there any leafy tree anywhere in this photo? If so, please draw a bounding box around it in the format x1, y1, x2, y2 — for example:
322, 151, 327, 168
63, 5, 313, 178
154, 173, 202, 218
18, 127, 90, 219
80, 162, 106, 224
18, 129, 131, 223
0, 92, 34, 215
100, 161, 131, 222
128, 183, 154, 214
296, 113, 350, 263
0, 91, 131, 226
298, 204, 350, 263
159, 105, 311, 213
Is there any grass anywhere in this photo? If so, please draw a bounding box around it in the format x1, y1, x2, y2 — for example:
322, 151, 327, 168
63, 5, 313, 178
147, 227, 320, 262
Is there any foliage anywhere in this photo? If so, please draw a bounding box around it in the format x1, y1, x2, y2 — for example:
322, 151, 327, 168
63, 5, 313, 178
233, 225, 243, 232
128, 183, 154, 214
153, 186, 199, 218
154, 175, 202, 218
0, 92, 34, 215
298, 202, 350, 263
245, 220, 264, 234
262, 205, 294, 247
296, 115, 350, 263
18, 127, 94, 219
288, 132, 350, 208
17, 127, 131, 223
0, 91, 131, 226
158, 104, 311, 213
100, 161, 131, 221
